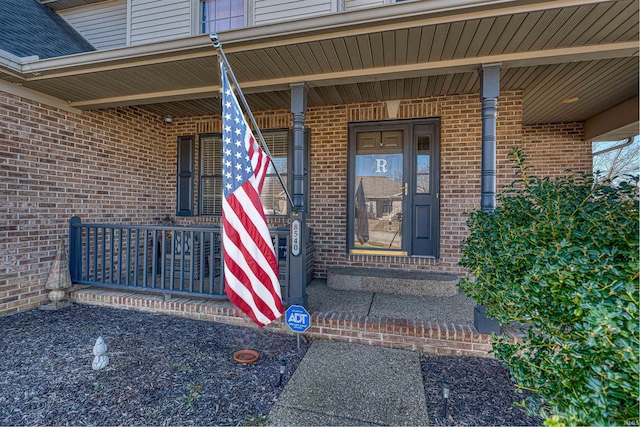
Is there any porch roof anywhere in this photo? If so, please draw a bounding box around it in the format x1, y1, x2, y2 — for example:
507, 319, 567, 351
1, 0, 638, 138
0, 0, 95, 59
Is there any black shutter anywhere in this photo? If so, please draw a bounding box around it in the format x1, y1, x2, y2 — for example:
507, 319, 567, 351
176, 135, 194, 216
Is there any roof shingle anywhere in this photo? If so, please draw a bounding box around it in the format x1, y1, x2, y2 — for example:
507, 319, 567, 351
0, 0, 95, 59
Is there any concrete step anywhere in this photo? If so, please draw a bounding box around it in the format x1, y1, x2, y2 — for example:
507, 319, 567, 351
327, 266, 460, 297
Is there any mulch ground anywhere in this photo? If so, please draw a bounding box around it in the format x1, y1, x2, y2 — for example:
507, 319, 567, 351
0, 305, 309, 426
1, 304, 542, 426
421, 355, 542, 426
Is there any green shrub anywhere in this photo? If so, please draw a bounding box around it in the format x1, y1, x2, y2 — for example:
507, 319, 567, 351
459, 148, 639, 426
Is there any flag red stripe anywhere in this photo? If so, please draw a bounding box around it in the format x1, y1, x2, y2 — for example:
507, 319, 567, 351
222, 219, 280, 325
222, 213, 280, 314
224, 190, 280, 302
223, 257, 275, 322
247, 134, 256, 157
248, 135, 268, 192
224, 282, 267, 326
229, 186, 279, 273
222, 245, 279, 323
255, 155, 268, 193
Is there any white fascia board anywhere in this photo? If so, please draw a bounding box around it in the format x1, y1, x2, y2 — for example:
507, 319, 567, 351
585, 97, 639, 142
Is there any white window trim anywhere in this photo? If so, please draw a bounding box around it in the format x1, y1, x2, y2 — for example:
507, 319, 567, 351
191, 0, 200, 35
126, 0, 132, 45
192, 0, 253, 35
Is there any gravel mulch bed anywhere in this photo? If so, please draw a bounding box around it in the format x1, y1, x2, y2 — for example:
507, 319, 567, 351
0, 305, 309, 426
422, 355, 542, 426
2, 304, 543, 426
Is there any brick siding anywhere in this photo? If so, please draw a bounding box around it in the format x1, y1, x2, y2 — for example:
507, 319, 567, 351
522, 123, 590, 175
1, 89, 590, 316
70, 287, 497, 358
1, 92, 173, 315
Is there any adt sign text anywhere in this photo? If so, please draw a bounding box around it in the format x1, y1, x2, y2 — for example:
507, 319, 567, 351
285, 305, 310, 333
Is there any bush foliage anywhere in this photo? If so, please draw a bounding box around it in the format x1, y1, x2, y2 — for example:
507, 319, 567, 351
459, 148, 639, 426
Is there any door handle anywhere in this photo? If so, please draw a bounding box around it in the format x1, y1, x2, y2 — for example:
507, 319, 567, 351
402, 183, 408, 196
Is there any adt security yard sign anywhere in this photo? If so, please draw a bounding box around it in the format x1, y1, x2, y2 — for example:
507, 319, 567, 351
285, 305, 310, 333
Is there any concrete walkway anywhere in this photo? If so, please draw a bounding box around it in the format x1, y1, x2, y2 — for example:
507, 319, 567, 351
268, 340, 430, 426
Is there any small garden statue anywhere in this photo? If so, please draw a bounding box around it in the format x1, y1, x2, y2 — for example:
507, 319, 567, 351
40, 241, 73, 310
92, 336, 109, 370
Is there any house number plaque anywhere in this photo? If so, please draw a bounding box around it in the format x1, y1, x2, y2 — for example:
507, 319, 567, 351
290, 218, 301, 257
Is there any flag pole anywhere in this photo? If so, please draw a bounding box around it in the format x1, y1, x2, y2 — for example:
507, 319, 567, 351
210, 33, 297, 214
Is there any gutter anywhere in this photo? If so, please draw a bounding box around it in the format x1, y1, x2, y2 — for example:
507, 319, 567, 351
0, 50, 40, 79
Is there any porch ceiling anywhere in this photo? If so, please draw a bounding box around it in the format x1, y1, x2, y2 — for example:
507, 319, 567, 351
138, 56, 639, 126
3, 0, 639, 126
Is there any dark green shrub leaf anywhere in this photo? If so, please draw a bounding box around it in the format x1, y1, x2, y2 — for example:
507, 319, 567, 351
459, 148, 639, 426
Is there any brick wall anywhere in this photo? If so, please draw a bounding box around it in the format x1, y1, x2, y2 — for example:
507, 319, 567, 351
522, 123, 590, 175
1, 89, 589, 316
161, 92, 588, 280
0, 91, 172, 315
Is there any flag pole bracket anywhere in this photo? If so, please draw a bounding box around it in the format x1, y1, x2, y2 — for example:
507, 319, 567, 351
210, 33, 221, 49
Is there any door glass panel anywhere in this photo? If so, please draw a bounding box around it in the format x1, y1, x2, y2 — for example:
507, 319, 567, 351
416, 135, 430, 193
354, 131, 403, 250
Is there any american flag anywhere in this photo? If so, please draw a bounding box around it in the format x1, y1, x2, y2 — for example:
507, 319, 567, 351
220, 62, 283, 327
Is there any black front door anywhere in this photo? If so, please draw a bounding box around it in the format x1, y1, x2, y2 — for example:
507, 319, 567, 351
348, 119, 440, 257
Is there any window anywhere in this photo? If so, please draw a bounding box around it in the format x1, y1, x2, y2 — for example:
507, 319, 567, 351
592, 135, 639, 185
199, 134, 223, 215
416, 135, 430, 193
351, 128, 404, 251
198, 130, 291, 216
260, 131, 289, 216
201, 0, 245, 33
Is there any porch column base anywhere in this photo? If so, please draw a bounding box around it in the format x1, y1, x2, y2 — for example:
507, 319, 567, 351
473, 305, 500, 334
287, 293, 309, 308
